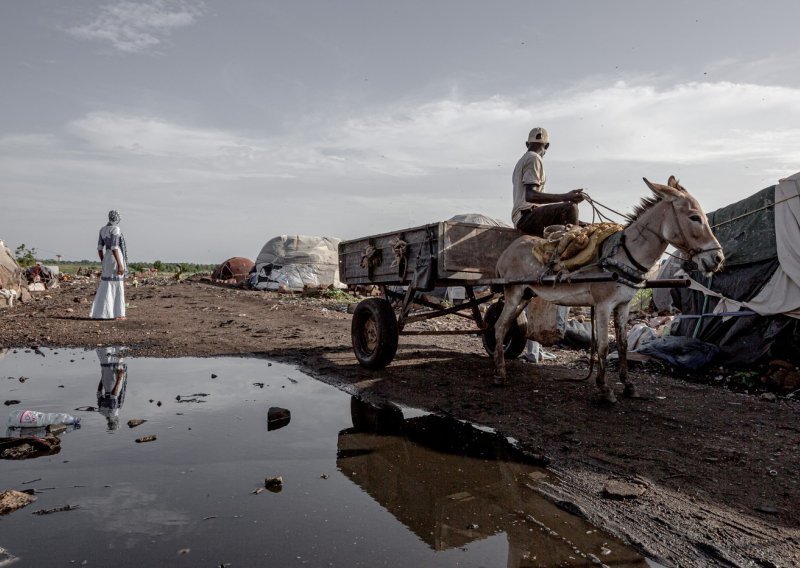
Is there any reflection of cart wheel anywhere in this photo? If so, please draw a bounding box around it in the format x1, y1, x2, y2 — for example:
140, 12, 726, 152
351, 298, 399, 369
482, 301, 527, 359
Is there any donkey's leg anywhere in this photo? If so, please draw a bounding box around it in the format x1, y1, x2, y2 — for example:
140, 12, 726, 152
613, 303, 637, 398
593, 303, 617, 403
493, 285, 529, 383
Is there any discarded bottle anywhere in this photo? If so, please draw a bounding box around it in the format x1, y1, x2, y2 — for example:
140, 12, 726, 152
7, 410, 81, 428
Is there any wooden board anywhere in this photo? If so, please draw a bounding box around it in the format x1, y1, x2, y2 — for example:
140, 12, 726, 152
339, 222, 520, 286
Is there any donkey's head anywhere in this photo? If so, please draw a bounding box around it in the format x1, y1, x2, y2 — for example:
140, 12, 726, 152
643, 176, 724, 274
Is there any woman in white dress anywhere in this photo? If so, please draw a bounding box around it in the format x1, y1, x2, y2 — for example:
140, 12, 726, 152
90, 210, 127, 319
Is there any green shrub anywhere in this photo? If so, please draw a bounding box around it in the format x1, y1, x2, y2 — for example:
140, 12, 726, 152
14, 244, 37, 268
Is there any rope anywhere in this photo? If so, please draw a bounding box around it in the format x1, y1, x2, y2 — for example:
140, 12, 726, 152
581, 192, 629, 224
710, 193, 799, 229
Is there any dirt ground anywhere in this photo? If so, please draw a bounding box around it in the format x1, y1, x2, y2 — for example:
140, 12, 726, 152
2, 277, 799, 567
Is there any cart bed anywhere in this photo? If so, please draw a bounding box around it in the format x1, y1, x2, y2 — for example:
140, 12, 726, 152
338, 221, 520, 286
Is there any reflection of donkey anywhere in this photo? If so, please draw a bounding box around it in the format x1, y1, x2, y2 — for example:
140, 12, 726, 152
493, 177, 725, 402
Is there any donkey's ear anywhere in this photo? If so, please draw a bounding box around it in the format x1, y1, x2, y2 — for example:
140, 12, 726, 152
667, 175, 686, 192
643, 177, 682, 201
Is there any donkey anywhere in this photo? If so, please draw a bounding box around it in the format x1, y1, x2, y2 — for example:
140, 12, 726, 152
493, 176, 724, 402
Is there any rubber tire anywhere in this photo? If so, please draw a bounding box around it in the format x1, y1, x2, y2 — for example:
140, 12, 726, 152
351, 298, 399, 369
482, 301, 527, 360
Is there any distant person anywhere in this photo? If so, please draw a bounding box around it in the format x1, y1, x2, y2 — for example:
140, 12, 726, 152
512, 127, 585, 236
90, 210, 128, 320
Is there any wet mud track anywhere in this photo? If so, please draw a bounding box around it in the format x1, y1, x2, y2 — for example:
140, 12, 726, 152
2, 278, 799, 566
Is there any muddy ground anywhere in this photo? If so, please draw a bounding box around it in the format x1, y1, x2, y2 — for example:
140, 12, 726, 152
2, 277, 798, 567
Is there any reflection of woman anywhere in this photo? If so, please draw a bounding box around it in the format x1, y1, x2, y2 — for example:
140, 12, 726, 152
97, 347, 128, 430
90, 210, 128, 320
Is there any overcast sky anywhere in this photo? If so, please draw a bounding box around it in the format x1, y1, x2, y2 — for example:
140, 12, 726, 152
2, 0, 799, 263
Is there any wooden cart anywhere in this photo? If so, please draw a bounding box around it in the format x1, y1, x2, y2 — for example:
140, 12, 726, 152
339, 221, 687, 369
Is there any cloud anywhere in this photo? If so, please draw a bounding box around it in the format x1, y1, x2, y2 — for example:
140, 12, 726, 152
9, 79, 800, 190
330, 81, 800, 169
68, 0, 204, 53
4, 79, 800, 261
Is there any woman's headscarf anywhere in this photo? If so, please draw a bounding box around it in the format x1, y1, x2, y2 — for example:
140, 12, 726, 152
106, 210, 127, 267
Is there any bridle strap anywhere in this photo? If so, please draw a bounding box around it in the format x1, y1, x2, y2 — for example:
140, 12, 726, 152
619, 232, 651, 273
667, 201, 723, 258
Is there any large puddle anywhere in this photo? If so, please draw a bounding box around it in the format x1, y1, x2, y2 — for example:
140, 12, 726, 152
1, 348, 650, 567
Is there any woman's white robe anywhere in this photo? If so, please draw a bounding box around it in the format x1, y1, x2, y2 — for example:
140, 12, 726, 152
89, 224, 126, 319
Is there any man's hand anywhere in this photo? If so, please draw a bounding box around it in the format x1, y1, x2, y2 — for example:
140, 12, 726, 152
566, 189, 585, 203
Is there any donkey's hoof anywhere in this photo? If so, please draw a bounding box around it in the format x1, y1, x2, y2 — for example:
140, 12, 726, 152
623, 384, 639, 398
599, 390, 618, 404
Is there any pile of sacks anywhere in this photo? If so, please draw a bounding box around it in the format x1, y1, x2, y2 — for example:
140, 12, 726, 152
532, 222, 624, 272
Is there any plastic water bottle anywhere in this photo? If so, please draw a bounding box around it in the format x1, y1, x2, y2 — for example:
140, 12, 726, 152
7, 410, 81, 428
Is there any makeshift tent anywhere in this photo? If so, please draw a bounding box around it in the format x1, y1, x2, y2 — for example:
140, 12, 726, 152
668, 172, 800, 365
252, 235, 344, 291
211, 257, 254, 283
0, 241, 31, 307
447, 213, 513, 228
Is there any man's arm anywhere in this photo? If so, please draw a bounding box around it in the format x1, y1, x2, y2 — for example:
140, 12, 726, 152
525, 185, 585, 204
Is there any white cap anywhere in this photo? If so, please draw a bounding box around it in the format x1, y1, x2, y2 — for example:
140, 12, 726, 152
527, 127, 549, 145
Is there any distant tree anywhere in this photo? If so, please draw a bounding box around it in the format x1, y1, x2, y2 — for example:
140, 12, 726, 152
14, 244, 37, 268
152, 260, 164, 272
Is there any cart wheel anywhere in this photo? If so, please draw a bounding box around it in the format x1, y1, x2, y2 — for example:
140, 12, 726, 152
351, 298, 399, 369
482, 300, 527, 359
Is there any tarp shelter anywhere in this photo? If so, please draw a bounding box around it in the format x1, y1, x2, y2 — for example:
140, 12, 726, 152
252, 235, 344, 291
0, 240, 31, 307
668, 172, 800, 365
212, 257, 254, 283
447, 213, 512, 228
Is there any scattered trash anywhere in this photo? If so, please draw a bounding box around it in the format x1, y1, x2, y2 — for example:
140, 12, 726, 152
32, 504, 80, 515
0, 546, 18, 565
267, 407, 291, 431
253, 382, 264, 388
522, 340, 556, 363
211, 374, 218, 379
320, 474, 329, 479
3, 400, 20, 406
7, 410, 80, 428
135, 435, 157, 443
601, 479, 648, 500
467, 523, 479, 530
178, 549, 191, 555
127, 419, 146, 428
633, 336, 719, 371
264, 476, 283, 492
46, 424, 67, 435
0, 490, 37, 515
251, 487, 265, 495
755, 505, 779, 514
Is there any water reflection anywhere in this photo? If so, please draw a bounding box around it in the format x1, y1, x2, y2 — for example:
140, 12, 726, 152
338, 397, 649, 567
96, 347, 128, 430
